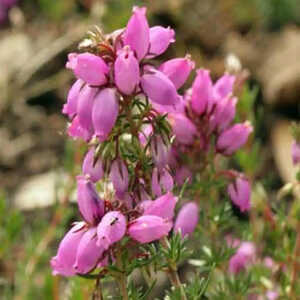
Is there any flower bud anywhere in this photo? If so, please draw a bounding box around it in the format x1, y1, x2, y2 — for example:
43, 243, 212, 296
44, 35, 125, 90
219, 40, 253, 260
227, 177, 251, 212
151, 168, 174, 197
123, 6, 149, 60
77, 176, 104, 225
74, 227, 105, 274
169, 113, 197, 145
216, 122, 253, 155
114, 46, 140, 95
82, 147, 104, 183
214, 73, 235, 99
50, 222, 85, 276
174, 202, 198, 237
77, 85, 97, 133
190, 69, 213, 115
66, 52, 109, 86
209, 96, 237, 133
141, 69, 180, 106
62, 79, 84, 119
92, 88, 119, 142
149, 26, 175, 57
150, 135, 169, 169
159, 56, 195, 89
143, 192, 177, 220
109, 159, 129, 197
128, 215, 172, 243
97, 211, 126, 249
67, 116, 93, 142
291, 140, 300, 165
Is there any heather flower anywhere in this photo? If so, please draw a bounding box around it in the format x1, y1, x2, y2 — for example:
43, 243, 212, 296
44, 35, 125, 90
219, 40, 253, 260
51, 222, 85, 276
143, 192, 177, 220
114, 46, 140, 95
67, 116, 93, 142
291, 140, 300, 165
213, 73, 235, 99
128, 215, 172, 243
141, 69, 180, 106
97, 211, 127, 249
82, 147, 104, 183
216, 121, 253, 155
123, 6, 149, 61
159, 56, 195, 89
227, 176, 251, 212
92, 88, 119, 141
151, 167, 174, 197
149, 26, 175, 57
76, 176, 104, 225
109, 159, 129, 197
62, 79, 84, 119
150, 135, 169, 169
66, 53, 109, 86
174, 202, 199, 237
74, 227, 105, 274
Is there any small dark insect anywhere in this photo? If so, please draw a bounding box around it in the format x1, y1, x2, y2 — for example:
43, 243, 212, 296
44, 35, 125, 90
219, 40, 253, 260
110, 217, 119, 226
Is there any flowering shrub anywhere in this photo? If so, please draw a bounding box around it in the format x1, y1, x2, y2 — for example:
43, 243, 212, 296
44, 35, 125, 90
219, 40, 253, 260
49, 6, 300, 299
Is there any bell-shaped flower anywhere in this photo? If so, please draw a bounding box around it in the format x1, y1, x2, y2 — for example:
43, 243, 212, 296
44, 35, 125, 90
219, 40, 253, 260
114, 46, 140, 95
97, 211, 126, 249
141, 69, 180, 106
50, 222, 85, 276
77, 176, 104, 225
66, 52, 109, 86
73, 227, 105, 274
82, 147, 104, 183
159, 56, 195, 89
143, 192, 177, 220
291, 140, 300, 165
227, 177, 251, 212
169, 113, 197, 145
128, 215, 172, 243
150, 135, 169, 169
123, 6, 149, 60
77, 85, 97, 133
62, 79, 84, 119
109, 159, 129, 197
213, 73, 235, 100
67, 116, 93, 142
92, 88, 119, 142
151, 167, 174, 197
209, 96, 237, 133
149, 26, 175, 57
139, 124, 153, 146
174, 202, 199, 238
190, 69, 213, 115
216, 121, 253, 155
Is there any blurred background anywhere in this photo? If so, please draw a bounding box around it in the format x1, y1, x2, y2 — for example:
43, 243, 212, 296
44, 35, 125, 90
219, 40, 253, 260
0, 0, 299, 299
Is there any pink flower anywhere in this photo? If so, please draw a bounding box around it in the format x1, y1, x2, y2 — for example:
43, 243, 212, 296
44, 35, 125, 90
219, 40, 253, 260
174, 202, 199, 237
51, 222, 85, 276
62, 79, 84, 119
97, 211, 127, 249
149, 26, 175, 57
114, 46, 140, 95
159, 56, 195, 89
216, 121, 253, 155
76, 176, 104, 225
128, 215, 172, 243
109, 159, 129, 197
143, 192, 177, 220
67, 116, 93, 142
123, 6, 150, 60
213, 73, 235, 100
229, 241, 256, 274
82, 147, 104, 183
141, 69, 180, 106
227, 177, 251, 212
92, 88, 119, 142
66, 53, 109, 86
150, 135, 169, 169
291, 140, 300, 165
151, 167, 174, 197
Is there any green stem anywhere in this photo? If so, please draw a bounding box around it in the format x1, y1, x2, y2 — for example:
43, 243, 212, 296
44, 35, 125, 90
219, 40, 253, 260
115, 249, 129, 300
